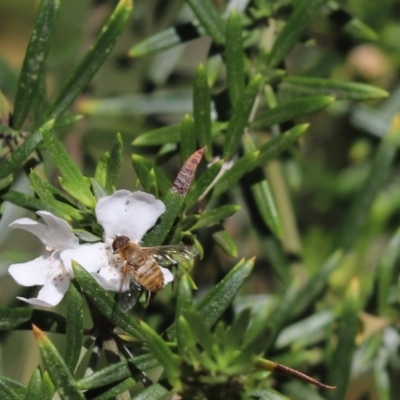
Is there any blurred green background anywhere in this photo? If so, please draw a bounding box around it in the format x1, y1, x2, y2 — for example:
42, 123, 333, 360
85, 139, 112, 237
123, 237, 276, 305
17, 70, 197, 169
1, 1, 400, 399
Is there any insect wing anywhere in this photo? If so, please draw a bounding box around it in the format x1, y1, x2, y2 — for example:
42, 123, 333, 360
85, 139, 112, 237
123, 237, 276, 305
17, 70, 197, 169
144, 245, 198, 267
119, 278, 142, 313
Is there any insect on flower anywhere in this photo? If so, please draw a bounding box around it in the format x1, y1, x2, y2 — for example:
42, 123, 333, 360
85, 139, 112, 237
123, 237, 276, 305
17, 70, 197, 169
112, 236, 198, 312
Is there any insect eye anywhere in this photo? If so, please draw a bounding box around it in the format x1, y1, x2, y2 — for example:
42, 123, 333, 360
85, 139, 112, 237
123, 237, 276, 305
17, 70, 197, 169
112, 236, 129, 251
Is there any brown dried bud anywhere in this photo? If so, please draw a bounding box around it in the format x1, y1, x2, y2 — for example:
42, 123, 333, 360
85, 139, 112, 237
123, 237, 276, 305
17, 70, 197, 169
172, 148, 205, 195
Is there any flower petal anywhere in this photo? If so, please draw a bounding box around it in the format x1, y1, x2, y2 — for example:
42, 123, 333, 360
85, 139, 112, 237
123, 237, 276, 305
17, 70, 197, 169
16, 296, 58, 308
96, 190, 165, 242
60, 242, 109, 273
91, 271, 123, 292
9, 211, 78, 250
9, 255, 53, 286
17, 274, 70, 307
160, 267, 174, 287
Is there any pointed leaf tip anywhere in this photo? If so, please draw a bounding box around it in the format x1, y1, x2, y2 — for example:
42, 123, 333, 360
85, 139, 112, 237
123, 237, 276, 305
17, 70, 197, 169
32, 324, 44, 340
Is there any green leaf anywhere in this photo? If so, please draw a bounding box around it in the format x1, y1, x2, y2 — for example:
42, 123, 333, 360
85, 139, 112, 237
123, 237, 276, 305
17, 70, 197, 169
256, 123, 308, 165
180, 114, 197, 163
343, 17, 378, 41
211, 225, 238, 257
42, 128, 95, 207
77, 356, 158, 390
215, 124, 307, 197
191, 205, 240, 230
280, 76, 389, 100
0, 376, 26, 400
32, 326, 85, 400
30, 49, 47, 127
268, 0, 327, 69
30, 171, 83, 222
139, 321, 180, 385
250, 388, 291, 400
132, 384, 169, 400
0, 105, 10, 136
251, 173, 282, 237
327, 2, 378, 41
65, 284, 83, 373
291, 250, 343, 319
129, 352, 163, 371
337, 116, 400, 249
91, 178, 108, 201
105, 132, 123, 194
0, 307, 66, 333
172, 215, 199, 240
94, 152, 109, 188
40, 372, 55, 400
86, 378, 135, 400
275, 310, 335, 350
24, 368, 42, 400
132, 124, 181, 146
72, 229, 101, 243
12, 0, 60, 129
225, 308, 251, 352
77, 365, 132, 391
44, 0, 133, 120
58, 173, 93, 209
193, 65, 212, 159
252, 96, 335, 129
0, 129, 42, 179
167, 258, 254, 341
128, 20, 203, 58
374, 365, 391, 400
53, 114, 84, 129
212, 151, 259, 197
156, 142, 178, 160
185, 0, 225, 45
195, 258, 254, 329
258, 255, 343, 349
0, 174, 13, 190
132, 122, 226, 147
143, 189, 185, 246
176, 315, 200, 363
184, 310, 215, 356
377, 226, 400, 315
226, 10, 245, 107
1, 190, 48, 212
242, 133, 282, 238
79, 92, 191, 117
132, 154, 171, 194
258, 281, 301, 351
147, 168, 159, 197
223, 74, 262, 160
71, 262, 144, 341
176, 274, 193, 316
186, 159, 223, 208
327, 290, 359, 400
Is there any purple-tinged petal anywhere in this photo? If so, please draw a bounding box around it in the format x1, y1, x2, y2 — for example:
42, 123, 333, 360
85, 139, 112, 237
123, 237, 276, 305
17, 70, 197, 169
96, 190, 165, 242
17, 273, 70, 307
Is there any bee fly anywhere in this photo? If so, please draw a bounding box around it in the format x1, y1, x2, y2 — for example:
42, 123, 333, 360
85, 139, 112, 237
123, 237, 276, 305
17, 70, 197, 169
112, 236, 198, 311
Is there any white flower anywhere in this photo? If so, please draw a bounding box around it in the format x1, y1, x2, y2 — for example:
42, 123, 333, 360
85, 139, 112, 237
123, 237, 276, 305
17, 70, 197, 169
8, 211, 108, 307
8, 190, 174, 307
92, 190, 173, 292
